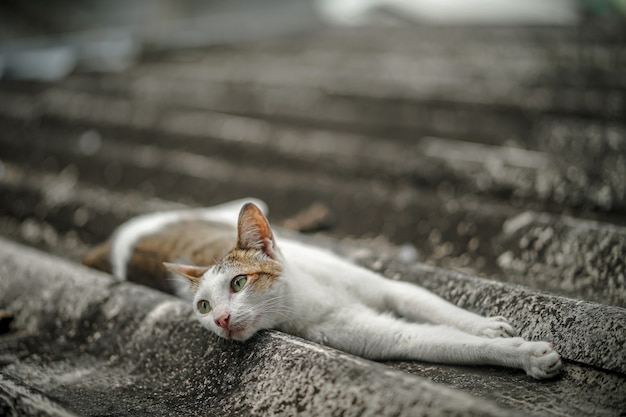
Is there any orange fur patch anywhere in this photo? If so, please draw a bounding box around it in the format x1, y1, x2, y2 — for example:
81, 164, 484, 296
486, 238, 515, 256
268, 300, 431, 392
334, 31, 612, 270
216, 249, 283, 292
129, 220, 235, 293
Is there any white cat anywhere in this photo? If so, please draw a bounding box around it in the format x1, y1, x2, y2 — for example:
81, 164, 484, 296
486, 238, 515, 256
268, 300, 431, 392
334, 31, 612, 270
85, 198, 562, 379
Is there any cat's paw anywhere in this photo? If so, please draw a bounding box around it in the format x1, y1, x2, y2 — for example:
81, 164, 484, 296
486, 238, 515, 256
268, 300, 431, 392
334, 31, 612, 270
474, 316, 517, 338
520, 341, 563, 379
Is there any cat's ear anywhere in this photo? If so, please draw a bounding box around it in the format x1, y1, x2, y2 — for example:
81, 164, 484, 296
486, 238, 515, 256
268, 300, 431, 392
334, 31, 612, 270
237, 202, 277, 259
163, 262, 209, 289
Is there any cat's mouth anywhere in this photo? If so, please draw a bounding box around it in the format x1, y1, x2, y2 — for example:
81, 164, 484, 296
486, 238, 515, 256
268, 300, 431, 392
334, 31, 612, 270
223, 324, 252, 341
217, 314, 263, 341
224, 313, 265, 341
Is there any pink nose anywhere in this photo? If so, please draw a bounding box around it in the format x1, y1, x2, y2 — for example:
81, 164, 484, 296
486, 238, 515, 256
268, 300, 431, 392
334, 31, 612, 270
214, 313, 230, 329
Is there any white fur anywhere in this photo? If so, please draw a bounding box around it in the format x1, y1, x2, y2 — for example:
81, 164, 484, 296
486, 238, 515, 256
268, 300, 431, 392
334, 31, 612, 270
275, 241, 561, 379
110, 198, 267, 280
113, 199, 562, 379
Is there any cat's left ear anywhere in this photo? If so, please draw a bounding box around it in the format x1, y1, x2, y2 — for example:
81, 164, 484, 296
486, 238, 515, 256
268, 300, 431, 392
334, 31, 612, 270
237, 202, 278, 259
163, 262, 209, 291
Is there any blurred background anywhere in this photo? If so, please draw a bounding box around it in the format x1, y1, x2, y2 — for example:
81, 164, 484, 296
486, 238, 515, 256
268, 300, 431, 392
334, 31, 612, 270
0, 0, 625, 306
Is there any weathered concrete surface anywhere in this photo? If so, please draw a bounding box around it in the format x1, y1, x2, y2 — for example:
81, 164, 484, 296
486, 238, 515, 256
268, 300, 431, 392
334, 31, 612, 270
1, 20, 625, 417
496, 211, 626, 307
388, 360, 626, 417
0, 374, 79, 417
2, 238, 626, 417
0, 238, 524, 417
1, 78, 624, 212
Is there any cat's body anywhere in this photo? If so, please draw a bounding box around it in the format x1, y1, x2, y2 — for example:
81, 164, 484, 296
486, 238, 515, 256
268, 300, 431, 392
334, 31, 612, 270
84, 198, 562, 379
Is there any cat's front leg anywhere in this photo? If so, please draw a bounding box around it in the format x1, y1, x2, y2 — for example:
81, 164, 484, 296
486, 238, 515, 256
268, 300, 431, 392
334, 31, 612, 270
381, 280, 517, 338
308, 307, 562, 379
514, 339, 562, 379
465, 315, 517, 338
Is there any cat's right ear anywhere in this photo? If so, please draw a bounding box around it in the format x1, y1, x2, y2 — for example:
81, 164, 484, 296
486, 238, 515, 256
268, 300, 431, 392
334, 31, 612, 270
163, 262, 209, 289
237, 202, 278, 259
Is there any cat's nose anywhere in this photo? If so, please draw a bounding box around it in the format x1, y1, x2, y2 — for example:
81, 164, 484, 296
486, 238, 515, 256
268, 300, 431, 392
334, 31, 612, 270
214, 313, 230, 329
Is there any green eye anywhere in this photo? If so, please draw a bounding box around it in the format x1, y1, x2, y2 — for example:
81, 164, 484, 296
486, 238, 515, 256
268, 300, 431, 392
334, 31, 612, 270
197, 299, 211, 314
231, 275, 248, 293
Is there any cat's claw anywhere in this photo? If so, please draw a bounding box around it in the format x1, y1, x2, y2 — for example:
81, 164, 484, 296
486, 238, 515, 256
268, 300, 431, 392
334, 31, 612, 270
475, 316, 517, 338
520, 340, 563, 379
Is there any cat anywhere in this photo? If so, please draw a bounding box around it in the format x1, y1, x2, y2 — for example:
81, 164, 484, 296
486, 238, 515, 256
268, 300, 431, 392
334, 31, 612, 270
83, 198, 562, 379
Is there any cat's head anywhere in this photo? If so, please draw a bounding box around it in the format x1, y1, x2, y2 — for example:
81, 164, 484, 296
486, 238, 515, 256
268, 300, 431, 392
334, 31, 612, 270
165, 202, 289, 341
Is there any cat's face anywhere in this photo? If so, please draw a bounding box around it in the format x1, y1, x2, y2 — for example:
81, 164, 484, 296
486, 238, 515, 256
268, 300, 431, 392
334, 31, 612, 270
192, 249, 286, 341
165, 202, 289, 341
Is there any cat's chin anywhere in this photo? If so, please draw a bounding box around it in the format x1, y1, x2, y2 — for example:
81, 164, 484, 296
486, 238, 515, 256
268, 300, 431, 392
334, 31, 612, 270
216, 326, 256, 342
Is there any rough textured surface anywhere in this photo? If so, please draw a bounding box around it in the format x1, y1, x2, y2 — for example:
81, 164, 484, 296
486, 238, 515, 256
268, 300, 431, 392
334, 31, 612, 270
496, 211, 626, 307
1, 14, 625, 417
0, 238, 524, 417
0, 374, 79, 417
2, 237, 626, 417
388, 361, 626, 417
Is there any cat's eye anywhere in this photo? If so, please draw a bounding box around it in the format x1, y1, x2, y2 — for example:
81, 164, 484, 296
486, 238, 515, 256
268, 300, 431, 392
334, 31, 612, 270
197, 299, 211, 314
231, 275, 248, 293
